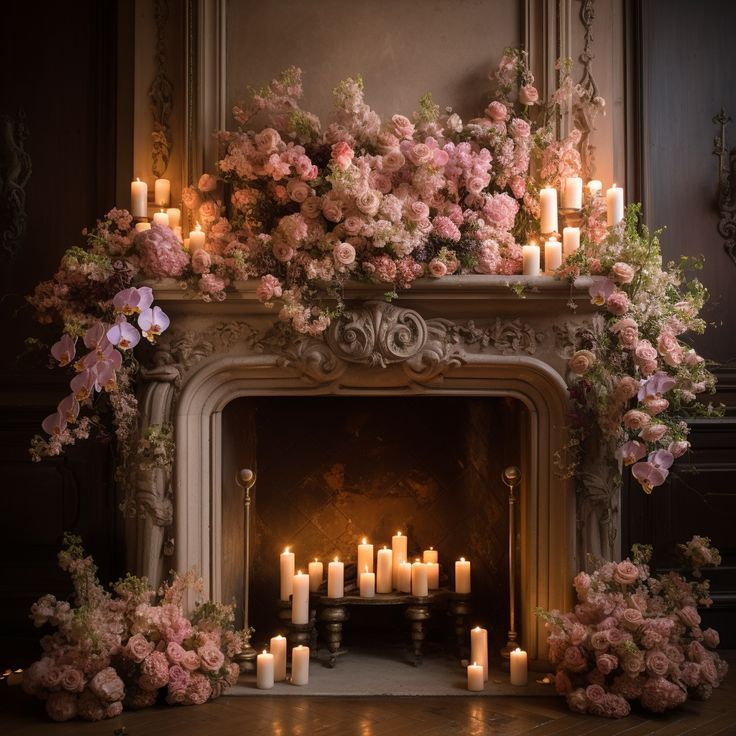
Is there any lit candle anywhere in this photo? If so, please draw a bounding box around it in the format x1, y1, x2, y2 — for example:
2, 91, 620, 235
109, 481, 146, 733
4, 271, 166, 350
455, 557, 471, 594
467, 662, 484, 692
397, 560, 412, 593
606, 183, 624, 227
134, 222, 151, 233
154, 178, 171, 207
471, 627, 489, 681
308, 559, 323, 593
291, 645, 309, 686
562, 226, 580, 259
561, 176, 583, 209
183, 237, 191, 249
391, 531, 408, 589
422, 547, 438, 564
510, 647, 528, 686
131, 178, 148, 218
544, 238, 562, 273
539, 186, 558, 234
256, 650, 274, 689
152, 209, 169, 227
426, 562, 440, 590
327, 557, 344, 598
411, 560, 429, 597
291, 570, 310, 625
189, 222, 206, 251
357, 537, 374, 581
376, 546, 392, 593
270, 635, 286, 682
522, 244, 540, 276
587, 179, 602, 198
359, 566, 376, 598
166, 207, 181, 229
280, 547, 295, 601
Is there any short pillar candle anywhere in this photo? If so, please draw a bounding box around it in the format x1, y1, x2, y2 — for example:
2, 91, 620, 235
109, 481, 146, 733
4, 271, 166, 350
510, 647, 528, 686
522, 244, 540, 276
607, 184, 624, 227
422, 547, 438, 564
411, 560, 428, 597
455, 557, 471, 594
397, 560, 412, 593
131, 178, 148, 218
561, 176, 583, 209
308, 559, 323, 593
426, 562, 439, 590
562, 227, 580, 259
270, 635, 287, 682
359, 567, 376, 598
544, 238, 562, 273
154, 178, 170, 207
256, 650, 274, 689
467, 662, 484, 692
291, 645, 309, 686
152, 210, 169, 227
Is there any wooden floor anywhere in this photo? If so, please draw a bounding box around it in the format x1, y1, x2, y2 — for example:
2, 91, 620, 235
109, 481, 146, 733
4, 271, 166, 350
1, 653, 734, 736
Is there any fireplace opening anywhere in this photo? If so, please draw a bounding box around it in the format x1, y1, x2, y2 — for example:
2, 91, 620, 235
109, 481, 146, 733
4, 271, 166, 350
220, 394, 527, 658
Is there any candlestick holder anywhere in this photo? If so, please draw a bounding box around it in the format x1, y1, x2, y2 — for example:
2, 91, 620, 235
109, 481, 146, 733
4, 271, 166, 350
448, 593, 472, 661
235, 469, 257, 670
500, 465, 521, 660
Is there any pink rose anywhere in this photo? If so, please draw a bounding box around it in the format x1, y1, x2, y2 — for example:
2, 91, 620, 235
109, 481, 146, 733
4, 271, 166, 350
256, 274, 283, 302
254, 127, 282, 154
645, 650, 671, 677
486, 101, 508, 121
702, 628, 720, 649
621, 608, 644, 630
60, 666, 85, 693
611, 262, 636, 284
191, 248, 211, 274
622, 652, 645, 676
124, 633, 155, 664
678, 605, 701, 628
272, 240, 294, 262
406, 200, 430, 222
166, 641, 186, 665
198, 644, 225, 673
406, 143, 434, 166
613, 560, 640, 585
45, 691, 78, 722
181, 186, 201, 210
355, 190, 381, 217
611, 318, 638, 349
509, 118, 531, 138
563, 645, 588, 673
590, 631, 610, 651
428, 259, 448, 278
333, 242, 356, 267
301, 196, 322, 219
331, 141, 354, 171
623, 409, 650, 430
89, 667, 125, 703
287, 179, 311, 203
596, 653, 618, 675
519, 85, 539, 105
167, 664, 191, 696
322, 198, 344, 223
391, 114, 415, 139
616, 375, 639, 400
607, 291, 630, 316
639, 423, 667, 442
569, 349, 597, 375
585, 684, 606, 704
198, 173, 218, 192
644, 397, 669, 415
634, 339, 658, 375
566, 688, 589, 714
657, 330, 683, 367
198, 199, 220, 221
181, 650, 200, 671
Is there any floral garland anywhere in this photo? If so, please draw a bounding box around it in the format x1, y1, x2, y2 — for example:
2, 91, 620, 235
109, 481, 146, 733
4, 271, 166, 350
538, 536, 728, 718
26, 50, 719, 497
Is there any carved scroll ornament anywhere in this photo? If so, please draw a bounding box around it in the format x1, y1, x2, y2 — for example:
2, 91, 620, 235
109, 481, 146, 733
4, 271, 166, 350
0, 110, 31, 259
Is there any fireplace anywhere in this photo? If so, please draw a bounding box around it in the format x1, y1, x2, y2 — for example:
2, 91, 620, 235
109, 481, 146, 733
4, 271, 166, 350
130, 275, 618, 660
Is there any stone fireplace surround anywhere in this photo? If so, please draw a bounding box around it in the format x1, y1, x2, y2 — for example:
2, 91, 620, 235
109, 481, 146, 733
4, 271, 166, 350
130, 275, 618, 660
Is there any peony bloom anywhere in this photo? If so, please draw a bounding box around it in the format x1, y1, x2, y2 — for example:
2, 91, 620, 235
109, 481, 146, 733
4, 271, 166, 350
137, 224, 189, 278
611, 262, 636, 284
191, 248, 212, 274
89, 667, 125, 703
331, 141, 354, 171
45, 691, 78, 722
256, 274, 283, 303
606, 290, 630, 316
623, 409, 650, 431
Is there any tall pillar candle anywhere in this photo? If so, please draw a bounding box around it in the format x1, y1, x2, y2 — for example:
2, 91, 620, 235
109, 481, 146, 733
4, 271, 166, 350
291, 571, 310, 625
539, 186, 558, 234
606, 184, 624, 227
359, 567, 375, 598
131, 178, 148, 219
426, 562, 440, 590
510, 647, 528, 686
467, 662, 484, 692
422, 547, 438, 564
471, 627, 489, 681
291, 645, 309, 686
357, 538, 374, 581
411, 560, 428, 597
544, 238, 562, 273
256, 650, 274, 689
280, 547, 295, 601
376, 547, 392, 593
391, 531, 407, 588
327, 557, 344, 598
152, 210, 169, 227
154, 178, 171, 207
561, 176, 583, 209
308, 559, 323, 593
270, 635, 287, 682
397, 560, 412, 593
562, 227, 580, 259
166, 207, 181, 229
522, 244, 540, 276
455, 558, 471, 593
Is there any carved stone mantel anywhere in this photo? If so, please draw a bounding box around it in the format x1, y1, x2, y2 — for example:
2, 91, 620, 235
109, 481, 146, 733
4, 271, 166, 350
132, 275, 618, 659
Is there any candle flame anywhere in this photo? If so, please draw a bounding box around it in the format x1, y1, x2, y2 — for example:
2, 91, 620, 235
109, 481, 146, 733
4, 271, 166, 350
362, 537, 367, 544
415, 558, 420, 563
284, 546, 290, 554
334, 556, 339, 562
430, 546, 434, 551
383, 545, 387, 549
460, 557, 466, 562
314, 558, 318, 562
396, 531, 402, 536
297, 570, 302, 575
262, 649, 267, 654
195, 222, 202, 232
514, 647, 522, 653
473, 661, 478, 666
612, 182, 617, 188
159, 208, 165, 213
474, 626, 481, 631
364, 565, 368, 573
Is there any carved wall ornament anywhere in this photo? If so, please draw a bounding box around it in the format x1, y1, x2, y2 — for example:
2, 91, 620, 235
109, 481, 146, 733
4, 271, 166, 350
553, 314, 605, 359
451, 318, 545, 356
712, 107, 736, 266
0, 110, 32, 259
149, 0, 174, 178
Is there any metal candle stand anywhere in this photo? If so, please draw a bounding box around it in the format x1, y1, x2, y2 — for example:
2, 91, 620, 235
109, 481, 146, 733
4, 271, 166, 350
235, 468, 257, 669
500, 465, 521, 660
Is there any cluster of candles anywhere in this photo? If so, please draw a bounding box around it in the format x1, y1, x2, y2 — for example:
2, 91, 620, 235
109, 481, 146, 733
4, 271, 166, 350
465, 627, 528, 691
129, 177, 207, 251
256, 636, 309, 689
522, 177, 625, 276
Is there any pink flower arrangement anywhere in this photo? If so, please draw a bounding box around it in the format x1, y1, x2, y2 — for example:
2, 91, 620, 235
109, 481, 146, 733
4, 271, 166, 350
539, 536, 728, 718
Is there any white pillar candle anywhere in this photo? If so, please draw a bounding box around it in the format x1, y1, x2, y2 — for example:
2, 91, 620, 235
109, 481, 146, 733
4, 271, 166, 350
166, 207, 181, 228
291, 645, 309, 686
152, 210, 169, 227
270, 635, 287, 682
327, 557, 344, 598
183, 237, 191, 249
411, 560, 429, 597
544, 238, 562, 273
422, 547, 438, 564
539, 186, 558, 234
357, 538, 374, 581
510, 647, 528, 686
256, 650, 274, 689
561, 176, 583, 209
134, 222, 151, 233
359, 567, 376, 598
471, 627, 489, 681
308, 559, 323, 593
376, 547, 392, 593
522, 244, 540, 276
391, 531, 408, 589
455, 557, 471, 594
587, 179, 602, 198
189, 222, 206, 251
562, 226, 580, 259
291, 571, 310, 625
467, 662, 484, 692
154, 178, 171, 207
131, 178, 148, 218
280, 547, 295, 601
426, 562, 440, 590
606, 184, 624, 227
397, 560, 412, 593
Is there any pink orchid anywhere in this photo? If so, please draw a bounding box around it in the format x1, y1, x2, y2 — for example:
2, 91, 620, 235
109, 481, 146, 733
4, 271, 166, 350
42, 411, 67, 436
113, 286, 153, 315
138, 306, 170, 342
70, 369, 96, 401
589, 278, 615, 306
631, 461, 669, 494
638, 371, 677, 400
615, 440, 647, 466
649, 449, 674, 470
107, 321, 141, 350
57, 394, 79, 424
83, 322, 108, 350
50, 335, 76, 367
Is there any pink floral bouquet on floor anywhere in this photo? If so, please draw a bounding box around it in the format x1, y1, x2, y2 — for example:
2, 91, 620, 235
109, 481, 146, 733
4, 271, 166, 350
22, 535, 249, 722
538, 535, 728, 718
